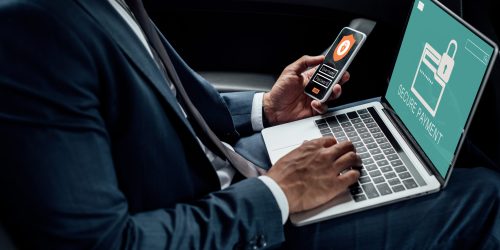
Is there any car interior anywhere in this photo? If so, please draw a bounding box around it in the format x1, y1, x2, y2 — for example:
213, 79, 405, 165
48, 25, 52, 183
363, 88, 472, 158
1, 0, 498, 248
145, 0, 497, 100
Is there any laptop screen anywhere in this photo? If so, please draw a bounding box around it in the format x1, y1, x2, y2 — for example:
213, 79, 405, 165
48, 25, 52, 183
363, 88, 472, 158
385, 0, 496, 179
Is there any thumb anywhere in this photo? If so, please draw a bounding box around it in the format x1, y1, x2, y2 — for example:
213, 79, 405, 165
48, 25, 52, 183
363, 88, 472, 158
287, 55, 325, 75
311, 100, 328, 114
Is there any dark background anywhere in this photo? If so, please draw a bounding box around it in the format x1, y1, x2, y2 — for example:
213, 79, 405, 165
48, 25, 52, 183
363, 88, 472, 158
145, 0, 497, 101
145, 0, 500, 165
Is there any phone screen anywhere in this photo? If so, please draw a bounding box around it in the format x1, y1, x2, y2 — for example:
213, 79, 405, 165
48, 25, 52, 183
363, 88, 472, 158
304, 27, 366, 101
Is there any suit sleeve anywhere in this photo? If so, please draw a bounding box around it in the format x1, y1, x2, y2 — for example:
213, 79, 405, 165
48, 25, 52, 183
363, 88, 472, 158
0, 3, 283, 249
220, 91, 259, 134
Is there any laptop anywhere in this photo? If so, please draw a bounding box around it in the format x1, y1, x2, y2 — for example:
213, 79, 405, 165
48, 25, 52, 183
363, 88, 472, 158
262, 0, 498, 226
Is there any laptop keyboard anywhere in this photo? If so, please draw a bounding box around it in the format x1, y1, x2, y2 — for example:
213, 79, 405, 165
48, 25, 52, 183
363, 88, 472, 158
314, 108, 419, 202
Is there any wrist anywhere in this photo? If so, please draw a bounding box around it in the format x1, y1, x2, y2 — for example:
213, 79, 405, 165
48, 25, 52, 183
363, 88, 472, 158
258, 176, 289, 224
263, 92, 276, 126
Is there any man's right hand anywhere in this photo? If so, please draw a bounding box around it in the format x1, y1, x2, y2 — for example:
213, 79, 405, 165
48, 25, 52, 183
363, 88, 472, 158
266, 137, 361, 213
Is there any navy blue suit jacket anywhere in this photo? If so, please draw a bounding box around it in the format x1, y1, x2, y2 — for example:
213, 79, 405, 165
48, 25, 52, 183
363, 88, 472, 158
0, 0, 284, 248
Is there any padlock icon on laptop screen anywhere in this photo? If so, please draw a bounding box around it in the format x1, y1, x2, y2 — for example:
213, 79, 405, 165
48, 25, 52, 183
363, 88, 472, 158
411, 39, 458, 117
436, 40, 457, 83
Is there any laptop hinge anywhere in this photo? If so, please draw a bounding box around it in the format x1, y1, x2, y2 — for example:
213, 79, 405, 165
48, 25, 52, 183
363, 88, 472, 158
380, 101, 446, 185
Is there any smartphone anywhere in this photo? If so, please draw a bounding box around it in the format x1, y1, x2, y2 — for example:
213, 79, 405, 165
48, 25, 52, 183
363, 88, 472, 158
304, 27, 366, 102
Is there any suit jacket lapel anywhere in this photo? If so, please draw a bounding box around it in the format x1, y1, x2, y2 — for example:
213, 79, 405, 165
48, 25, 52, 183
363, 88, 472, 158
74, 0, 193, 131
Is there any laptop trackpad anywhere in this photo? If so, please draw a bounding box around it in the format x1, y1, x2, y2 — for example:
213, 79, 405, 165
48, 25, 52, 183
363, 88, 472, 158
264, 118, 321, 163
268, 143, 302, 164
264, 118, 320, 150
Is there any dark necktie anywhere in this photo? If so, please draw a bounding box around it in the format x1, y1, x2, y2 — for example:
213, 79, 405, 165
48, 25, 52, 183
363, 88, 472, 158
122, 0, 265, 177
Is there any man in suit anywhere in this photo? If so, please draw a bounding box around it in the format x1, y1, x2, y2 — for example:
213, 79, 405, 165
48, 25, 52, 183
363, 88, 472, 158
1, 0, 499, 249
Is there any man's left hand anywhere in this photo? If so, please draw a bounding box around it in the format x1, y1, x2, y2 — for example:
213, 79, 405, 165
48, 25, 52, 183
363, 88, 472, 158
263, 55, 350, 126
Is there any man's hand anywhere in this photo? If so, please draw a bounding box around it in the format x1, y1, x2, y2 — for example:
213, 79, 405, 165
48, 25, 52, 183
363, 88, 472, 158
263, 55, 350, 126
266, 137, 361, 213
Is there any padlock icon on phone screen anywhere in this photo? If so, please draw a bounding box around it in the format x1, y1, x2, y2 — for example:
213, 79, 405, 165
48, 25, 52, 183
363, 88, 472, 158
436, 40, 457, 83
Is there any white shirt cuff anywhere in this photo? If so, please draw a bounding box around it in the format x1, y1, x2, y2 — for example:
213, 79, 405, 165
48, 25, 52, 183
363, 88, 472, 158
251, 92, 265, 131
257, 175, 289, 224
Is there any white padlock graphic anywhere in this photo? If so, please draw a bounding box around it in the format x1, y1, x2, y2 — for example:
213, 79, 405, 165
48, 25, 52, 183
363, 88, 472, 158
436, 40, 457, 83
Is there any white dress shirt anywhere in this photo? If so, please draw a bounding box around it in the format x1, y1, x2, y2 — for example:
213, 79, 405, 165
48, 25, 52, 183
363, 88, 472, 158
108, 0, 288, 223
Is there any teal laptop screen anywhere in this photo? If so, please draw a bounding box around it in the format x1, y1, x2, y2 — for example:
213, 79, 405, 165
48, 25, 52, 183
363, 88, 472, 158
385, 0, 495, 178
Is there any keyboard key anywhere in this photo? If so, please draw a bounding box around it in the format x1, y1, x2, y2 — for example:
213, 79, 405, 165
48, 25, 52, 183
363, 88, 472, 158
383, 148, 396, 155
388, 178, 401, 186
366, 143, 378, 149
394, 166, 407, 173
325, 116, 338, 126
327, 122, 340, 129
334, 131, 346, 138
353, 142, 364, 148
377, 159, 389, 166
325, 116, 336, 121
354, 123, 365, 129
331, 126, 343, 133
373, 132, 384, 139
341, 122, 352, 128
376, 137, 388, 144
366, 122, 377, 128
360, 169, 368, 177
356, 127, 368, 134
360, 133, 371, 139
346, 131, 357, 137
384, 172, 397, 179
399, 172, 411, 179
387, 154, 399, 161
369, 170, 382, 178
402, 179, 418, 189
322, 133, 334, 137
363, 118, 375, 123
362, 183, 380, 199
373, 154, 385, 161
380, 166, 393, 173
337, 137, 348, 142
376, 183, 393, 196
317, 123, 329, 129
315, 119, 326, 125
349, 136, 361, 142
369, 127, 381, 133
392, 185, 406, 192
360, 113, 371, 119
380, 143, 392, 149
359, 152, 371, 159
391, 160, 403, 167
357, 146, 368, 153
364, 138, 375, 144
369, 148, 382, 155
336, 114, 348, 122
363, 158, 374, 165
353, 194, 367, 202
357, 109, 368, 114
344, 126, 355, 132
351, 118, 362, 124
365, 164, 378, 171
347, 111, 359, 119
359, 176, 371, 183
373, 176, 385, 184
320, 128, 331, 134
350, 186, 363, 195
